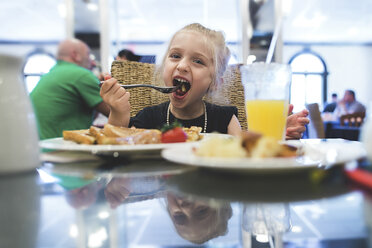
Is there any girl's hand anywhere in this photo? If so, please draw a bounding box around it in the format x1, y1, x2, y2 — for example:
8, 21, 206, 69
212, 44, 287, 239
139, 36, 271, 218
285, 104, 310, 140
100, 75, 131, 127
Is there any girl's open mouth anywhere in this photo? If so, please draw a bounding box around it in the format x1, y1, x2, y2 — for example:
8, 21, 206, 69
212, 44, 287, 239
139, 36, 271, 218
173, 78, 191, 96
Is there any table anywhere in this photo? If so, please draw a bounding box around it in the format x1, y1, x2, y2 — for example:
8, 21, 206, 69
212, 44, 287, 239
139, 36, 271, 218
1, 146, 372, 248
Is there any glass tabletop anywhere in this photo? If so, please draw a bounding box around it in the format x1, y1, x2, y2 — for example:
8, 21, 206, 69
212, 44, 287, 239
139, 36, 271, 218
1, 154, 372, 248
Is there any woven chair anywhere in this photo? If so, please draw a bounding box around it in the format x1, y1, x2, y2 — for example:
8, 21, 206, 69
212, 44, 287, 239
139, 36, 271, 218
111, 60, 247, 130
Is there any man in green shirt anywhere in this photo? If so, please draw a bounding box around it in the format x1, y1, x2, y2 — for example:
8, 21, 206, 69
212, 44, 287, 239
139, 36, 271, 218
30, 39, 110, 140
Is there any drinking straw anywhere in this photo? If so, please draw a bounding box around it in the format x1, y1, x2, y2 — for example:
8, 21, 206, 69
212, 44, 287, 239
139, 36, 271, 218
265, 18, 283, 64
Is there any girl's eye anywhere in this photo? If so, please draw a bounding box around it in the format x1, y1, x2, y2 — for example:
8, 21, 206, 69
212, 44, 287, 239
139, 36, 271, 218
170, 53, 181, 59
193, 58, 205, 65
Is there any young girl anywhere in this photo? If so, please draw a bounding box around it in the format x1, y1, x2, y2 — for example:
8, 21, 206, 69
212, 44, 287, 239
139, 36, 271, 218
101, 23, 309, 138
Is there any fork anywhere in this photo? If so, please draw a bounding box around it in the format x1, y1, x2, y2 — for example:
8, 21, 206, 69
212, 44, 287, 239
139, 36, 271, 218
119, 83, 179, 94
99, 82, 179, 94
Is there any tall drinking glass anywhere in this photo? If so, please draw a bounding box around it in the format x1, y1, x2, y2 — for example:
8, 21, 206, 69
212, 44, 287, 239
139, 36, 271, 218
241, 62, 291, 141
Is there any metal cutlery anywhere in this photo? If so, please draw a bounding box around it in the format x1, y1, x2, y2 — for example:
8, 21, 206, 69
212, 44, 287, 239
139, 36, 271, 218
100, 82, 179, 94
119, 84, 179, 94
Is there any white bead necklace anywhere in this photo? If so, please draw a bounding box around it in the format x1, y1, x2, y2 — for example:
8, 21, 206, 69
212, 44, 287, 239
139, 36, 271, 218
166, 102, 207, 133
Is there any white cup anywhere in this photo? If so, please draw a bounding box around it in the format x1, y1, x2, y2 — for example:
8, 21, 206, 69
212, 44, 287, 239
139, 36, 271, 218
0, 54, 40, 173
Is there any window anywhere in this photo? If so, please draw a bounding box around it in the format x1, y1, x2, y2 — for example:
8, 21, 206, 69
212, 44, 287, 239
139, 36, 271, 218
288, 50, 328, 112
23, 50, 56, 94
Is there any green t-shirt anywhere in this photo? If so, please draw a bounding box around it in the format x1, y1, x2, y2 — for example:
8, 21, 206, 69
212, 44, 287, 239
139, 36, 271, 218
30, 61, 103, 140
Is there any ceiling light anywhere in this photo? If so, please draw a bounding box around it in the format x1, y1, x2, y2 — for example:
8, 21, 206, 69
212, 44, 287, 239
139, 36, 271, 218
291, 226, 302, 233
87, 3, 98, 11
98, 211, 110, 219
58, 3, 66, 18
247, 55, 257, 64
69, 224, 78, 238
255, 234, 269, 243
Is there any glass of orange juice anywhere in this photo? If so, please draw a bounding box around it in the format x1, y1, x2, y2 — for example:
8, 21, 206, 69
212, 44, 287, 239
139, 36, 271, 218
240, 62, 291, 141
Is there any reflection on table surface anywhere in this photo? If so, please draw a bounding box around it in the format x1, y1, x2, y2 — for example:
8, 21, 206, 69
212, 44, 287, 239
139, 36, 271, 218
1, 155, 372, 248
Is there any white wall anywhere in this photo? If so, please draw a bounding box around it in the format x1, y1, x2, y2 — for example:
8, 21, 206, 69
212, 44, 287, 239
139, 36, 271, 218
0, 45, 57, 60
283, 45, 372, 109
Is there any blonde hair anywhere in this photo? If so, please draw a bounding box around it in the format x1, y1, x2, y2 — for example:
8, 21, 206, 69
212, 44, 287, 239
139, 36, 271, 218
158, 23, 231, 92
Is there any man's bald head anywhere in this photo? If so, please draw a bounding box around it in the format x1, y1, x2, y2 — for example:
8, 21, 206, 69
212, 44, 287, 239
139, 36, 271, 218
57, 39, 93, 70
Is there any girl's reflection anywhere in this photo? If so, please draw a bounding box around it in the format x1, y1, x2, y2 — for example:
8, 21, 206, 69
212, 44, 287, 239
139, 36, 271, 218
104, 177, 131, 209
60, 174, 233, 244
166, 192, 232, 244
65, 181, 103, 209
104, 176, 233, 244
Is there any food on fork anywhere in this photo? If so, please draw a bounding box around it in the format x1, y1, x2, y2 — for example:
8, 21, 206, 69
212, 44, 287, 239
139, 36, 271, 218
62, 124, 202, 145
195, 130, 299, 158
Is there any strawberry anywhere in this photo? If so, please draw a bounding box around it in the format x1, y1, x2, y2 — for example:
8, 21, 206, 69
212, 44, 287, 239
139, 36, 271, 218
161, 122, 187, 143
161, 127, 187, 143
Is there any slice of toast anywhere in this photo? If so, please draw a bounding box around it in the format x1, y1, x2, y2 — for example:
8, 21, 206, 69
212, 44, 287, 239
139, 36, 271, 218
130, 130, 162, 144
103, 124, 146, 138
63, 124, 163, 145
89, 126, 131, 145
97, 124, 161, 145
63, 129, 96, 145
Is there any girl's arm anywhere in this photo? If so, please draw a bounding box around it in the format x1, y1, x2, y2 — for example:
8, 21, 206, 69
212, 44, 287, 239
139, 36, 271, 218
227, 115, 242, 136
100, 77, 131, 127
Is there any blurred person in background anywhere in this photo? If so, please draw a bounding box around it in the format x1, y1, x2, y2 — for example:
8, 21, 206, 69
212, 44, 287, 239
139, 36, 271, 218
30, 38, 110, 140
323, 93, 338, 113
116, 49, 142, 62
333, 89, 366, 119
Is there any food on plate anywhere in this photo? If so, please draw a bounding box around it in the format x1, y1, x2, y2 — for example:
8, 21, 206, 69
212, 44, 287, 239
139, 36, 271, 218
240, 131, 262, 157
195, 135, 247, 158
195, 131, 299, 158
183, 126, 203, 142
248, 136, 297, 158
103, 124, 161, 144
62, 123, 202, 145
161, 126, 187, 143
102, 123, 147, 138
160, 122, 203, 143
62, 129, 96, 145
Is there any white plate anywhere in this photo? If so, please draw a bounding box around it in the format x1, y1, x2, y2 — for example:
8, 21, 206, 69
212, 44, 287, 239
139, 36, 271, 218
39, 137, 196, 156
161, 139, 367, 172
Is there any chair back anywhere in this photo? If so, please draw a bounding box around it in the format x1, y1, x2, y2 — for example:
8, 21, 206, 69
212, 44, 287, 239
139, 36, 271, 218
340, 112, 366, 127
305, 103, 325, 138
111, 60, 248, 130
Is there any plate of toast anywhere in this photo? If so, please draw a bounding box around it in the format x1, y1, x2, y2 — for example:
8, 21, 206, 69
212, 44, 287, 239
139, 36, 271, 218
39, 124, 202, 156
161, 133, 367, 172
